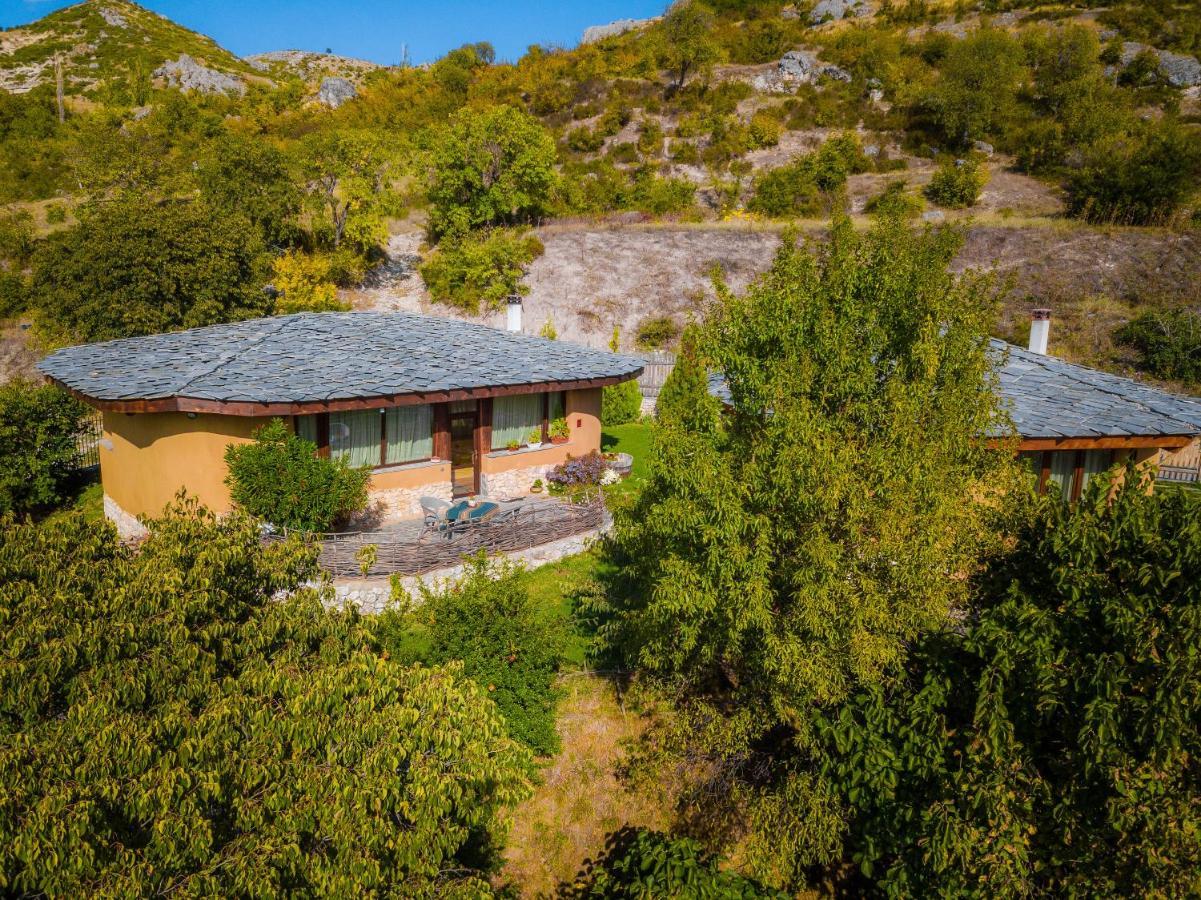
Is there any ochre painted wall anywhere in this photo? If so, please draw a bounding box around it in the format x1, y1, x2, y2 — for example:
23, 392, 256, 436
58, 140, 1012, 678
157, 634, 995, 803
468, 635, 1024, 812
101, 411, 264, 519
480, 388, 603, 475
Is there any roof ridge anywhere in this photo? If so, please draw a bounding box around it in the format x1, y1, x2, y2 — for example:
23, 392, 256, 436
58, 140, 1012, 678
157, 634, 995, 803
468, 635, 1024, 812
172, 316, 293, 398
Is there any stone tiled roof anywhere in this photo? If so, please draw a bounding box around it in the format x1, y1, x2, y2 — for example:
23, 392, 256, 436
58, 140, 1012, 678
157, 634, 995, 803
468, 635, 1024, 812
705, 340, 1201, 440
38, 312, 644, 406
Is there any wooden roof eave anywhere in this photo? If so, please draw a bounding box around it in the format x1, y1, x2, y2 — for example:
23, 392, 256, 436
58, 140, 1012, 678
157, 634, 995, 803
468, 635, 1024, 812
46, 371, 642, 416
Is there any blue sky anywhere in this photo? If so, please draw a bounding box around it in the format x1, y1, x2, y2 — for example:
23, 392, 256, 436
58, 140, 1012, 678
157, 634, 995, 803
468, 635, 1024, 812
1, 0, 666, 64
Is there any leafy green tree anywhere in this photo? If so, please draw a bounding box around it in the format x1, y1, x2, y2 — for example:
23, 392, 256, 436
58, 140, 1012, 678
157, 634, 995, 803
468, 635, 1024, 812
660, 1, 721, 92
1115, 307, 1201, 385
426, 104, 558, 240
224, 419, 369, 533
198, 131, 302, 248
0, 500, 531, 896
377, 555, 566, 756
30, 198, 269, 343
926, 28, 1022, 145
817, 475, 1201, 896
0, 379, 91, 516
567, 827, 786, 898
591, 217, 1018, 884
419, 227, 545, 313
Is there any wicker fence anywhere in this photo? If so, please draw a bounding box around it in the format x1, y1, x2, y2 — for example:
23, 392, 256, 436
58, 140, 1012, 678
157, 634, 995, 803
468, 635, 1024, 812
267, 496, 609, 579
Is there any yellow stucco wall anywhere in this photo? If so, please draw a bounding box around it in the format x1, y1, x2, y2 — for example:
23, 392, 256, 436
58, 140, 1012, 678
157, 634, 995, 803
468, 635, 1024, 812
479, 388, 603, 475
101, 411, 263, 519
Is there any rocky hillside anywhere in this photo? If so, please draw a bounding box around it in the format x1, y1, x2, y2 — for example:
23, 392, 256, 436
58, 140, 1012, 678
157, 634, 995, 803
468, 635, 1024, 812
0, 0, 260, 97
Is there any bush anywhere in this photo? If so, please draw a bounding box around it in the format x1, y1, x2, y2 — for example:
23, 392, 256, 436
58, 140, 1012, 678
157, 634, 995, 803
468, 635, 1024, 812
634, 315, 680, 350
271, 250, 349, 314
420, 228, 545, 314
602, 378, 643, 426
924, 155, 987, 208
376, 555, 566, 755
0, 502, 531, 896
1115, 308, 1201, 385
224, 419, 369, 533
567, 827, 786, 898
0, 379, 91, 516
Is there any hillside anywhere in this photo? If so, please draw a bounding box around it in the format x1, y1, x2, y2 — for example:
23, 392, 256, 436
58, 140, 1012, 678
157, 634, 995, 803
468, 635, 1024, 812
0, 0, 261, 98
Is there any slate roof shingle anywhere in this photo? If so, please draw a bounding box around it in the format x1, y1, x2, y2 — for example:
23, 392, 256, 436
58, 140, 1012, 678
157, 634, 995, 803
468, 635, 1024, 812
705, 340, 1201, 440
37, 312, 645, 406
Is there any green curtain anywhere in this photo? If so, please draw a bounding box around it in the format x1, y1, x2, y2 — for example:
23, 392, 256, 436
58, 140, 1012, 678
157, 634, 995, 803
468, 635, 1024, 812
492, 395, 543, 449
329, 409, 380, 468
385, 405, 433, 464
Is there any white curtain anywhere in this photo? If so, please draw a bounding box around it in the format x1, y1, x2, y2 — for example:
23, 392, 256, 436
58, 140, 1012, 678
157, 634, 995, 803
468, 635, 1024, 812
492, 394, 543, 448
329, 409, 380, 468
296, 415, 318, 445
385, 405, 433, 464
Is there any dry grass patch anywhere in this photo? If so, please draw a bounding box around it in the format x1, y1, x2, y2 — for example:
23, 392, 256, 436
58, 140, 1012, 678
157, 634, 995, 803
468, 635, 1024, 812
501, 674, 671, 897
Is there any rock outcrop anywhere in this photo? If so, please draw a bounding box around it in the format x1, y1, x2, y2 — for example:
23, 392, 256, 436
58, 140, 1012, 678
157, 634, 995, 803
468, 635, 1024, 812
154, 54, 245, 95
318, 76, 357, 108
581, 17, 660, 44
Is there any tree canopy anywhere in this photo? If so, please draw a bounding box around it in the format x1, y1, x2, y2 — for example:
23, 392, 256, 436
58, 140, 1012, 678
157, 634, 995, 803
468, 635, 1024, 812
0, 500, 531, 896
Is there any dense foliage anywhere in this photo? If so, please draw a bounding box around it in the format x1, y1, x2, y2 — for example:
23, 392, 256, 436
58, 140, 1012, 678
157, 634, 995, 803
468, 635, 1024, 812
0, 501, 532, 896
377, 555, 566, 756
29, 198, 268, 343
1115, 307, 1201, 385
224, 419, 369, 533
817, 474, 1201, 896
567, 827, 785, 898
0, 379, 91, 516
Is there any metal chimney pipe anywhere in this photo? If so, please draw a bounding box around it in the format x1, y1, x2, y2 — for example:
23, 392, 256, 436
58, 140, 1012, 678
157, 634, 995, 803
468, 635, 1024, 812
506, 295, 523, 333
1028, 308, 1051, 355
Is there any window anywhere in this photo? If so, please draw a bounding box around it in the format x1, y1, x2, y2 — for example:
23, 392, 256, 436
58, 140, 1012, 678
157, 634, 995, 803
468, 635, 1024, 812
492, 395, 544, 449
296, 404, 433, 468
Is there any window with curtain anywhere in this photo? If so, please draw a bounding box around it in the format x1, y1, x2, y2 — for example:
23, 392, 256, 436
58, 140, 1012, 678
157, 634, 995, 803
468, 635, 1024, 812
385, 405, 433, 464
492, 394, 544, 449
329, 409, 381, 468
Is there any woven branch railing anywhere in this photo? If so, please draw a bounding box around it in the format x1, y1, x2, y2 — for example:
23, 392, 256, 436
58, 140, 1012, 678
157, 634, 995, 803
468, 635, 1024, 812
267, 497, 609, 579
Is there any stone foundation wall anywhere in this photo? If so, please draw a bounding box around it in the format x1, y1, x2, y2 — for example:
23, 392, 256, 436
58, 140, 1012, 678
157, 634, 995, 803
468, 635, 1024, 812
367, 479, 452, 522
480, 463, 555, 501
104, 494, 147, 540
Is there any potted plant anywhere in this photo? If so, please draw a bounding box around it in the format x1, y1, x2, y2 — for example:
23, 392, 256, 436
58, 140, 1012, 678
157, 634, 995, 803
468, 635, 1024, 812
549, 417, 570, 444
530, 478, 544, 494
506, 439, 521, 452
526, 428, 544, 450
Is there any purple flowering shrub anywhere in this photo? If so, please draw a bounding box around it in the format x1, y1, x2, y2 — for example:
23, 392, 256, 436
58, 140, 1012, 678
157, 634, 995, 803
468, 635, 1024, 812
547, 451, 608, 487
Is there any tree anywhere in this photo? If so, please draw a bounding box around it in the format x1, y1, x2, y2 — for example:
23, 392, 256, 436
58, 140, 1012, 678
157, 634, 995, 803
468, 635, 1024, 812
426, 105, 558, 240
0, 500, 532, 896
0, 379, 90, 516
377, 555, 567, 755
926, 28, 1022, 145
30, 198, 269, 343
817, 474, 1201, 896
224, 419, 369, 533
590, 217, 1019, 884
660, 2, 721, 92
198, 132, 302, 249
300, 129, 394, 253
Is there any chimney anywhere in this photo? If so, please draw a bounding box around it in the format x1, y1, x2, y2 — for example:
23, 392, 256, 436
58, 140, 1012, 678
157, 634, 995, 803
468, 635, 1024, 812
1028, 308, 1051, 355
506, 295, 523, 333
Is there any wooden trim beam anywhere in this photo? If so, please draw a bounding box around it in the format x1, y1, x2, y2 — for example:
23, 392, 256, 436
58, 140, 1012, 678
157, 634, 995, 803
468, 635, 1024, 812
44, 373, 640, 417
1009, 435, 1194, 451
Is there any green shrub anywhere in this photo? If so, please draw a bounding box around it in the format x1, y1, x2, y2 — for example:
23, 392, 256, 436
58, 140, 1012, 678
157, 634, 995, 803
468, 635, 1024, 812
634, 315, 680, 350
376, 555, 566, 756
1115, 308, 1201, 385
224, 419, 369, 533
924, 155, 987, 208
866, 180, 923, 218
0, 502, 531, 896
0, 379, 91, 516
567, 827, 786, 898
602, 378, 643, 426
420, 228, 545, 314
